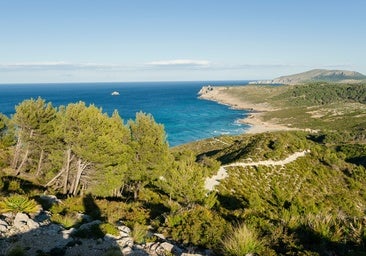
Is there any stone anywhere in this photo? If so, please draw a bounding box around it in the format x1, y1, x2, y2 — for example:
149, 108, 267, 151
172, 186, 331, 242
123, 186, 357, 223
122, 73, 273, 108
122, 246, 133, 255
34, 210, 51, 223
153, 232, 165, 240
27, 218, 40, 230
0, 219, 8, 226
117, 236, 133, 248
45, 224, 62, 236
160, 241, 174, 252
13, 213, 29, 227
13, 212, 39, 232
0, 219, 8, 232
117, 223, 131, 234
0, 224, 8, 232
61, 228, 74, 239
39, 195, 61, 208
77, 220, 102, 232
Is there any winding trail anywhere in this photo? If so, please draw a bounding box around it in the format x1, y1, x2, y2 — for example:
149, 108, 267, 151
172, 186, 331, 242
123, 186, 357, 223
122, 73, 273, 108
205, 150, 310, 191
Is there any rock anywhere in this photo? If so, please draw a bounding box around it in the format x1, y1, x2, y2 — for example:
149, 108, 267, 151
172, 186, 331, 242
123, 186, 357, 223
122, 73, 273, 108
46, 223, 63, 235
77, 220, 101, 232
117, 222, 131, 234
160, 241, 174, 252
61, 228, 74, 239
39, 195, 61, 209
153, 232, 165, 240
34, 210, 51, 224
159, 241, 183, 254
117, 236, 134, 248
27, 219, 40, 230
0, 224, 8, 232
122, 246, 133, 255
13, 212, 29, 226
13, 212, 39, 232
0, 219, 9, 232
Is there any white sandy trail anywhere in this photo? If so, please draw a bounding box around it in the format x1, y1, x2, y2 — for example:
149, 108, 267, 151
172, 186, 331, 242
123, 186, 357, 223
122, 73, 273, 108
205, 150, 310, 191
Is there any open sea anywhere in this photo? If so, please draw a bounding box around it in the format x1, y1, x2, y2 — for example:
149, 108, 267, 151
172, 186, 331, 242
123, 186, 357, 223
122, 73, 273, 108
0, 81, 250, 146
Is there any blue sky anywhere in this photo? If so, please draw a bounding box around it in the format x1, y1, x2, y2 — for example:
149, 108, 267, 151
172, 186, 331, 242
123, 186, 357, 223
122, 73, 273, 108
1, 0, 365, 83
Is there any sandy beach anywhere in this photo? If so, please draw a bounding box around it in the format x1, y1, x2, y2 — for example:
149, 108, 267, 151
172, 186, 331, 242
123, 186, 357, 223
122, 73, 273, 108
198, 86, 296, 134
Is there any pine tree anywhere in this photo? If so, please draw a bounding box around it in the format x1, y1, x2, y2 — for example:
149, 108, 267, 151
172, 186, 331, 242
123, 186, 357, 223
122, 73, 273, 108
12, 97, 57, 176
160, 151, 206, 207
126, 112, 171, 200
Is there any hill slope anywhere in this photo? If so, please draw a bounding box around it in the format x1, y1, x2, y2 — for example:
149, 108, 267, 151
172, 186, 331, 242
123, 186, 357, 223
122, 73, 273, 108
251, 69, 366, 85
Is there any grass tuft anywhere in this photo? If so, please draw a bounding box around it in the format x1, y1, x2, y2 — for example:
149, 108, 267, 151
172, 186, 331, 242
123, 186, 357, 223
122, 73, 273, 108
222, 223, 264, 256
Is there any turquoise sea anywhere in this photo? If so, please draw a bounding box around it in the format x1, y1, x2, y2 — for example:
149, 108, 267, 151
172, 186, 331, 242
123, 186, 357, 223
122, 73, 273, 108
0, 81, 250, 146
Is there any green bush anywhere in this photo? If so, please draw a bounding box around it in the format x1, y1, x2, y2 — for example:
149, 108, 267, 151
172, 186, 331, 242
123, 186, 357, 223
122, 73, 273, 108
132, 222, 149, 244
97, 199, 150, 226
51, 213, 79, 229
222, 224, 264, 256
100, 222, 119, 236
0, 194, 40, 214
8, 180, 23, 194
163, 205, 227, 249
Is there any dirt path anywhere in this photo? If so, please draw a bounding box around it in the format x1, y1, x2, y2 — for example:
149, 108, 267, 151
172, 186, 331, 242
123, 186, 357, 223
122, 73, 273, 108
205, 150, 310, 191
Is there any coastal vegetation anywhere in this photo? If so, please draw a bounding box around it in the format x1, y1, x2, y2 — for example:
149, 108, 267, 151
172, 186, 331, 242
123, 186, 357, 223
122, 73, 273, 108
1, 81, 366, 255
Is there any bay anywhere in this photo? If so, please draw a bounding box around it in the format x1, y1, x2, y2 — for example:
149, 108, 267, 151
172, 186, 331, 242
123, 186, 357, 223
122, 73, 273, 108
0, 81, 250, 146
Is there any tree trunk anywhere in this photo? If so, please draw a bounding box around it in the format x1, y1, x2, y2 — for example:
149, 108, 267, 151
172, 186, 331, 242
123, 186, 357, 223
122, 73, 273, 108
11, 136, 22, 169
134, 182, 141, 201
45, 168, 65, 187
63, 148, 72, 194
15, 129, 34, 175
15, 148, 29, 175
72, 158, 89, 196
36, 149, 44, 177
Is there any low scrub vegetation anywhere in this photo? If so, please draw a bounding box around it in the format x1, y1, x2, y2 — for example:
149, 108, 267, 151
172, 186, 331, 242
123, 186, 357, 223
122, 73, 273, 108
0, 92, 366, 255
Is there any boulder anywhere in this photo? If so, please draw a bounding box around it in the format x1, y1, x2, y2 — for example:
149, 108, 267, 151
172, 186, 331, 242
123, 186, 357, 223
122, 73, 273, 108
77, 220, 102, 232
0, 219, 9, 232
117, 236, 134, 248
13, 212, 39, 232
159, 241, 183, 255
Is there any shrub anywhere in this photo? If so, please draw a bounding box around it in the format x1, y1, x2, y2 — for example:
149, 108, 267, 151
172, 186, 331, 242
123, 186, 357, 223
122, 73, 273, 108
100, 222, 119, 236
8, 180, 23, 193
0, 194, 40, 214
305, 213, 343, 242
132, 222, 149, 244
163, 205, 227, 249
222, 224, 264, 256
51, 213, 79, 229
97, 200, 150, 226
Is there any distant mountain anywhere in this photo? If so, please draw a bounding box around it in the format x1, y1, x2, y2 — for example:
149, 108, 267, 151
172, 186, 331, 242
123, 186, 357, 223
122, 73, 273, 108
250, 69, 366, 85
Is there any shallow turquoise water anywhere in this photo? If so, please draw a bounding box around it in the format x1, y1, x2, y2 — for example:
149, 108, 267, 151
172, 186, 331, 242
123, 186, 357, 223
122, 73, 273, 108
0, 81, 250, 146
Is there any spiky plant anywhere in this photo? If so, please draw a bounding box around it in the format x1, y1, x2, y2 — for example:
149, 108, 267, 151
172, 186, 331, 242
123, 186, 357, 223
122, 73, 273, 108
222, 224, 264, 256
0, 194, 40, 214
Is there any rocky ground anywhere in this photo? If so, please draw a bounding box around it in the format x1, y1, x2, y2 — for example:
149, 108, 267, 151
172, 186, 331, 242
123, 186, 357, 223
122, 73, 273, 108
0, 195, 213, 256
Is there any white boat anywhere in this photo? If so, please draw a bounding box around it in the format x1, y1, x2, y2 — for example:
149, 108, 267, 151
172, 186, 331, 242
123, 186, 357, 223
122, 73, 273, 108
111, 91, 120, 96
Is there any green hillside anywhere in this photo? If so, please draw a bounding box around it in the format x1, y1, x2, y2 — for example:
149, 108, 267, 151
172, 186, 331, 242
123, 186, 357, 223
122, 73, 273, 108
178, 130, 366, 255
253, 69, 366, 85
1, 82, 366, 255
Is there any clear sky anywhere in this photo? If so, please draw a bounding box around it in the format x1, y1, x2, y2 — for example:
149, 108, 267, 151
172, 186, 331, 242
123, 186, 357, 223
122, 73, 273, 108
1, 0, 365, 83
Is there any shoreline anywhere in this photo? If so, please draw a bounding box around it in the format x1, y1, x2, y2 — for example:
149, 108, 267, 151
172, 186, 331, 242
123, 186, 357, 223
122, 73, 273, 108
198, 86, 296, 134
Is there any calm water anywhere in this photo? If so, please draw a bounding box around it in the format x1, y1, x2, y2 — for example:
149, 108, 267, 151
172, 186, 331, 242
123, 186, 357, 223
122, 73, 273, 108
0, 81, 250, 146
